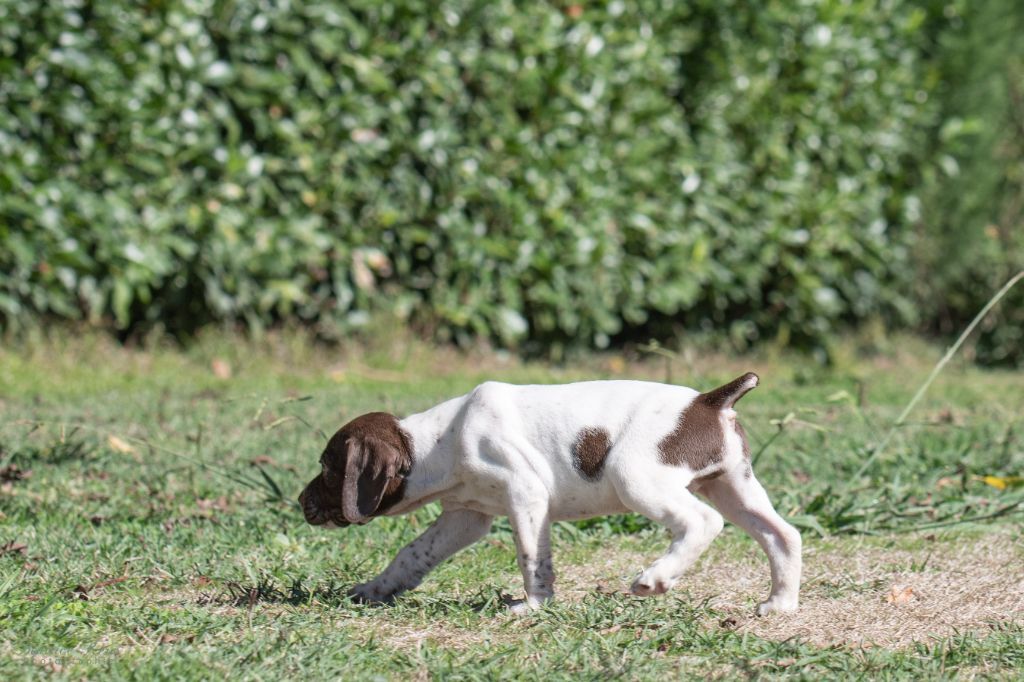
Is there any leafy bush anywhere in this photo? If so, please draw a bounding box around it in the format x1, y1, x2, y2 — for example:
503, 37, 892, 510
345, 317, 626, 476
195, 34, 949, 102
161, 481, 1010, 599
916, 0, 1024, 366
0, 0, 946, 354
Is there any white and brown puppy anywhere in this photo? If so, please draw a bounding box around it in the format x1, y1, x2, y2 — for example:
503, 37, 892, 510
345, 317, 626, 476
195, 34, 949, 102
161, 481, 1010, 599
298, 373, 801, 615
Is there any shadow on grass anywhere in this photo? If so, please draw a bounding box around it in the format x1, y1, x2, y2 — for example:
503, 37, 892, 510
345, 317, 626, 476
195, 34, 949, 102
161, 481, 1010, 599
208, 576, 514, 616
4, 436, 95, 466
217, 578, 351, 607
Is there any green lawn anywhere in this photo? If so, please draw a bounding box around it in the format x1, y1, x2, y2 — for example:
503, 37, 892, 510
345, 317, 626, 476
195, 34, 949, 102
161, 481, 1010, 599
2, 333, 1023, 680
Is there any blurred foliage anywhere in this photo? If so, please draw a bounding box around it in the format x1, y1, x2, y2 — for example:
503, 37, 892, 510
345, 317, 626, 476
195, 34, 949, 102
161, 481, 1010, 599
0, 0, 1016, 361
917, 0, 1024, 366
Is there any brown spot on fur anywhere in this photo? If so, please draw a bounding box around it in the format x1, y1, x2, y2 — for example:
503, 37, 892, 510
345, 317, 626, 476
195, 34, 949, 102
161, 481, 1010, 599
299, 412, 413, 525
659, 400, 724, 472
571, 427, 611, 481
659, 373, 758, 473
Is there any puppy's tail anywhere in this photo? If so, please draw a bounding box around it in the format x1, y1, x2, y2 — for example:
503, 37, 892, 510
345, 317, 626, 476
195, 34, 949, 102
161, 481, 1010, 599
698, 372, 759, 409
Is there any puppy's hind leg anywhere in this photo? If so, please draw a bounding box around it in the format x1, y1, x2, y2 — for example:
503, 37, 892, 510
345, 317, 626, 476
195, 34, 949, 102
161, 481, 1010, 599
699, 469, 802, 615
349, 507, 493, 604
613, 468, 724, 596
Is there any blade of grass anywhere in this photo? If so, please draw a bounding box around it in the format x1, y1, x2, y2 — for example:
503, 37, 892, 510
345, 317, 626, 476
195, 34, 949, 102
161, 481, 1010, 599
855, 270, 1024, 479
892, 497, 1024, 533
751, 427, 787, 467
254, 463, 286, 503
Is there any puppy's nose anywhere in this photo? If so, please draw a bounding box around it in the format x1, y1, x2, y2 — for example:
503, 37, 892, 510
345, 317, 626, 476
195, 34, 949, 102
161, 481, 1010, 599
297, 488, 307, 507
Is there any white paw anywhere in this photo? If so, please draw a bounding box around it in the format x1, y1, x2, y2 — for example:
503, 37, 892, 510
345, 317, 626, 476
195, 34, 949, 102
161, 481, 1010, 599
756, 597, 798, 616
630, 572, 675, 597
505, 596, 547, 615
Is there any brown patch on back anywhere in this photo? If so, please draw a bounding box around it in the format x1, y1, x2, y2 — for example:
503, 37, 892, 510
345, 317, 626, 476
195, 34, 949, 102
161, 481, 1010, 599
658, 398, 725, 472
572, 427, 611, 481
660, 374, 759, 474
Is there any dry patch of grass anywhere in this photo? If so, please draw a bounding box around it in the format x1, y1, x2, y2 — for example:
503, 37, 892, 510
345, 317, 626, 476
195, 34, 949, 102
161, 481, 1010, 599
548, 529, 1024, 650
742, 531, 1024, 648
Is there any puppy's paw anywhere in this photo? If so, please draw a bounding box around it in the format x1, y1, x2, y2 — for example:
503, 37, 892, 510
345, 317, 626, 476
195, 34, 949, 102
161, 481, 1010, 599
506, 599, 535, 616
503, 596, 548, 615
630, 573, 674, 597
347, 581, 397, 605
755, 597, 798, 616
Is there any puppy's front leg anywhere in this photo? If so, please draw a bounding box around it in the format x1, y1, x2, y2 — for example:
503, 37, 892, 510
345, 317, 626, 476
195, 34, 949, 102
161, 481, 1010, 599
507, 503, 555, 614
350, 508, 493, 604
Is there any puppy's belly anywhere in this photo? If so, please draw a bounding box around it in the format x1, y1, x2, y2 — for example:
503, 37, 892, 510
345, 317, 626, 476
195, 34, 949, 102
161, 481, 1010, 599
441, 477, 628, 521
548, 482, 629, 521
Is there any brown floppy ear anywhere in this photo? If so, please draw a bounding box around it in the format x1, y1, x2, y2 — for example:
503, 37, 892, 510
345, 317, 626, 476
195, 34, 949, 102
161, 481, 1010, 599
341, 436, 403, 524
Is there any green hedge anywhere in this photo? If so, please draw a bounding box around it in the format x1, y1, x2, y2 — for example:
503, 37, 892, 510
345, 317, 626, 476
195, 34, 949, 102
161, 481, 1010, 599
917, 0, 1024, 366
0, 0, 949, 354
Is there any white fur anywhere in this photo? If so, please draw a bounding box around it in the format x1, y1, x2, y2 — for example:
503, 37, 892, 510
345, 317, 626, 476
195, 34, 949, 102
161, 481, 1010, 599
347, 380, 802, 615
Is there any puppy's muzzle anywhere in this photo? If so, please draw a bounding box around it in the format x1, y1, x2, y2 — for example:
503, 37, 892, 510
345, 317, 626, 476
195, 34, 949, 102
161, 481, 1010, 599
298, 479, 349, 528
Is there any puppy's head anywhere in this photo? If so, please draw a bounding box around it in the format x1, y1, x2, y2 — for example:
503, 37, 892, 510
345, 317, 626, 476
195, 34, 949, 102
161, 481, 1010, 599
298, 412, 413, 527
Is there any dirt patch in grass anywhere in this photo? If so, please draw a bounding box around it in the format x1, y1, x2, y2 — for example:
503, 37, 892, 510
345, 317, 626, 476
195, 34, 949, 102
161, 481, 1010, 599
555, 529, 1024, 649
734, 530, 1024, 648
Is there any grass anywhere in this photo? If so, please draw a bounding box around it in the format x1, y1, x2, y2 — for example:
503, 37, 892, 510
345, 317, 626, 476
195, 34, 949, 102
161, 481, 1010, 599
1, 330, 1023, 680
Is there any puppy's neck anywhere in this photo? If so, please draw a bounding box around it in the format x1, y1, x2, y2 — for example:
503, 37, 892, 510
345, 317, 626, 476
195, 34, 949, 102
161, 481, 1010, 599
389, 395, 468, 511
